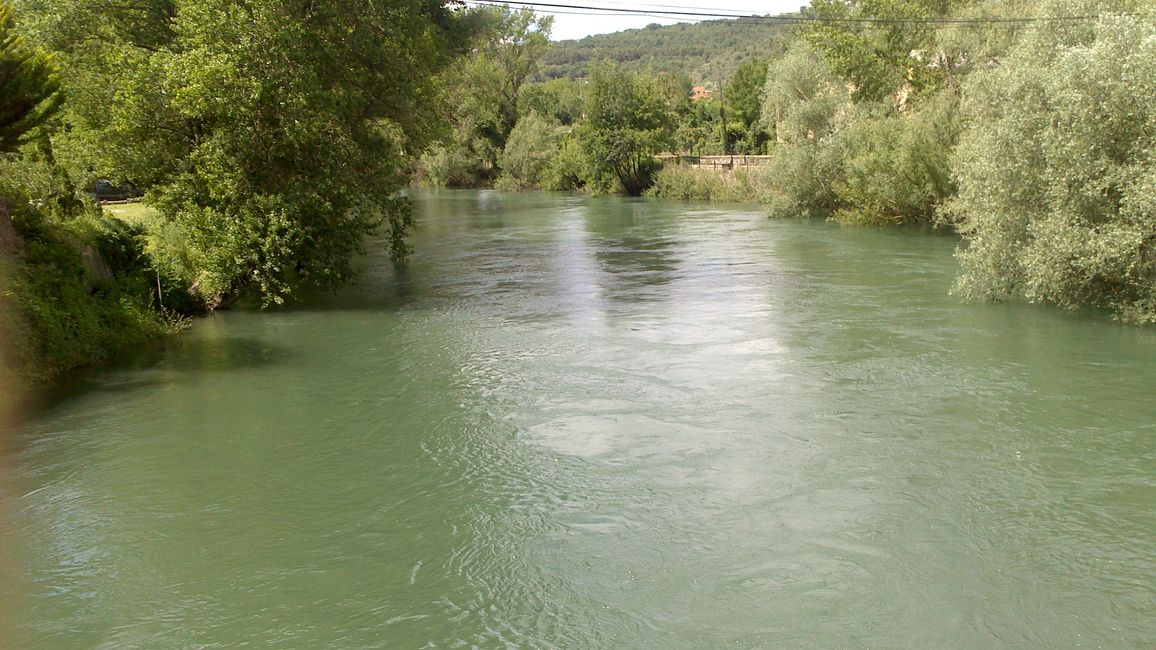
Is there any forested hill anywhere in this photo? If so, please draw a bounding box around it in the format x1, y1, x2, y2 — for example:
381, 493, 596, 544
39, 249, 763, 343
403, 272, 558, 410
538, 17, 795, 84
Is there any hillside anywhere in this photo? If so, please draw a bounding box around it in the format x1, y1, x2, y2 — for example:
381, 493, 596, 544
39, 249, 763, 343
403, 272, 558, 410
538, 17, 797, 85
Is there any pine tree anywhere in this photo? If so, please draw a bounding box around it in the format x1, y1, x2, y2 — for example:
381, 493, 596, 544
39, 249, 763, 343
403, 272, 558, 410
0, 0, 62, 152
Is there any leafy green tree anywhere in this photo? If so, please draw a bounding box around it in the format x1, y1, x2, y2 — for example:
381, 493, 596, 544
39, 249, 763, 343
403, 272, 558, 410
761, 139, 845, 219
428, 7, 551, 185
34, 0, 463, 307
0, 0, 62, 152
495, 110, 562, 191
760, 40, 848, 145
804, 0, 955, 104
518, 77, 585, 125
12, 0, 176, 51
949, 7, 1156, 321
724, 59, 768, 152
576, 64, 675, 196
831, 89, 960, 225
673, 96, 723, 155
540, 133, 587, 191
756, 40, 849, 218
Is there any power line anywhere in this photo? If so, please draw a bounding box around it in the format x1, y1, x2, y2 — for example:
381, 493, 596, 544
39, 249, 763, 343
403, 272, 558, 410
467, 0, 1132, 25
465, 2, 1049, 30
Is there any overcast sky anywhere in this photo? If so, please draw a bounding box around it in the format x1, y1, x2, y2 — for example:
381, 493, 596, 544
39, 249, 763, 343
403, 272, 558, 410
467, 1, 812, 41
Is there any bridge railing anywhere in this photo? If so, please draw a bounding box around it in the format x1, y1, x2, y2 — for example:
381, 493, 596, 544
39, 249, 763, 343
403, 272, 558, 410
655, 154, 773, 170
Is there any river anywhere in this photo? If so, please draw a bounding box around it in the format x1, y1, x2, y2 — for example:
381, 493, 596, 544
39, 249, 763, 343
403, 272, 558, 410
2, 190, 1154, 648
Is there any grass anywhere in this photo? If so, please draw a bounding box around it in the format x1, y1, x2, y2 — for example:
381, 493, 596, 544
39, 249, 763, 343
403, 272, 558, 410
102, 201, 160, 224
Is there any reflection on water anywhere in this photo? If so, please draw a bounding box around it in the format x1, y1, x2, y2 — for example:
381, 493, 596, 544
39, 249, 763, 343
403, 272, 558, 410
3, 189, 1155, 648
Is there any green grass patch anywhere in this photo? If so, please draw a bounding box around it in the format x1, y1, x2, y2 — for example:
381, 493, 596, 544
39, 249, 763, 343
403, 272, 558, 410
102, 201, 160, 224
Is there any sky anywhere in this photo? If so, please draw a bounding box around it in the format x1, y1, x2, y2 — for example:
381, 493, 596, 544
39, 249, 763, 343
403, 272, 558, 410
467, 1, 813, 41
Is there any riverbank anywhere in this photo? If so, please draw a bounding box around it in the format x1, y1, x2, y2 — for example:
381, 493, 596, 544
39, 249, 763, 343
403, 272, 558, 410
0, 194, 186, 416
645, 164, 770, 204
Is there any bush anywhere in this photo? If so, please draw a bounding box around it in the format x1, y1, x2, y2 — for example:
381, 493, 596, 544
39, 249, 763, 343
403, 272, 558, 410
759, 141, 844, 219
8, 210, 167, 380
949, 9, 1156, 321
830, 91, 960, 226
415, 143, 481, 188
495, 111, 561, 191
575, 64, 674, 196
0, 177, 178, 383
646, 163, 766, 202
540, 134, 587, 191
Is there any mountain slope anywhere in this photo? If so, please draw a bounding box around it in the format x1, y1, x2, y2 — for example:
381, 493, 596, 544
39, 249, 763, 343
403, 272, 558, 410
539, 17, 797, 84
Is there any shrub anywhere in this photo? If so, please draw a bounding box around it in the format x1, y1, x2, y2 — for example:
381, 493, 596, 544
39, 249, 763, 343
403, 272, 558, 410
0, 177, 177, 382
760, 141, 844, 219
646, 163, 766, 203
415, 143, 480, 188
830, 91, 960, 226
540, 134, 587, 191
949, 8, 1156, 321
495, 111, 561, 191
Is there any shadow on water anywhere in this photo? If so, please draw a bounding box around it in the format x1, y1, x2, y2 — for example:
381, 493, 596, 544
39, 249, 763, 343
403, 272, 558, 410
15, 326, 295, 426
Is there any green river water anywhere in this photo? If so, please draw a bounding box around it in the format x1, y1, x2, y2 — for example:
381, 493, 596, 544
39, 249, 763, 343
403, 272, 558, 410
2, 190, 1154, 648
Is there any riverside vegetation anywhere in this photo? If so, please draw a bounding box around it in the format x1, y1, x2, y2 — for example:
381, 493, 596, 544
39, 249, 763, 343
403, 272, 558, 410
418, 0, 1155, 323
0, 0, 470, 411
0, 0, 1153, 412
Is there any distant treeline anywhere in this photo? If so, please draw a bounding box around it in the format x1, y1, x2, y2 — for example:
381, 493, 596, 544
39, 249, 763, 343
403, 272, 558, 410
415, 0, 1155, 323
537, 18, 794, 83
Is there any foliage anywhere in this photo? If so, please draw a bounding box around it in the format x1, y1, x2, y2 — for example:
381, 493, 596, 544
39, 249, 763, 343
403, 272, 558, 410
753, 40, 849, 220
646, 163, 767, 203
949, 7, 1156, 321
0, 180, 171, 382
0, 0, 63, 152
760, 40, 849, 145
13, 0, 178, 52
672, 97, 723, 155
830, 90, 960, 225
724, 59, 768, 152
575, 63, 675, 195
933, 0, 1045, 77
518, 77, 585, 125
803, 0, 955, 104
540, 133, 587, 191
419, 7, 552, 187
418, 143, 484, 189
760, 142, 846, 219
495, 111, 563, 191
33, 0, 463, 307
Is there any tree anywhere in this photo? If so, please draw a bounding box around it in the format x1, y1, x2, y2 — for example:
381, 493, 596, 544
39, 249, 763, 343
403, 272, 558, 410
427, 7, 551, 185
576, 63, 674, 196
518, 78, 585, 125
724, 59, 768, 152
831, 89, 959, 225
495, 110, 562, 190
0, 0, 62, 152
32, 0, 464, 307
804, 0, 955, 104
12, 0, 177, 52
949, 7, 1156, 321
760, 40, 848, 145
757, 41, 850, 219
